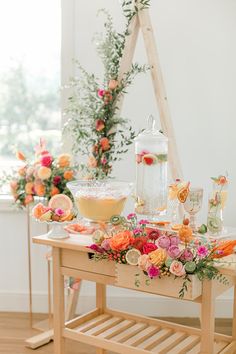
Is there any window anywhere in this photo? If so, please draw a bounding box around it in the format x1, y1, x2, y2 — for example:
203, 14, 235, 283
0, 0, 61, 168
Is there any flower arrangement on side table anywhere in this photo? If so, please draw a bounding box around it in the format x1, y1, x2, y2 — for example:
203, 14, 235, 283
88, 213, 236, 298
64, 1, 150, 179
2, 139, 77, 208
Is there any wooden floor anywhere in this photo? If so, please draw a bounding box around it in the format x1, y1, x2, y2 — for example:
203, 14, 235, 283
0, 313, 232, 354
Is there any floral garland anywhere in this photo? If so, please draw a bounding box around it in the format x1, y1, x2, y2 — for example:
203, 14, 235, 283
1, 139, 77, 208
64, 1, 150, 179
88, 213, 233, 298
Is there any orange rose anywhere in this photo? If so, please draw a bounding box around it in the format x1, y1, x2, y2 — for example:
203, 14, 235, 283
50, 186, 60, 196
63, 170, 74, 180
109, 230, 134, 252
100, 137, 110, 151
58, 153, 71, 168
16, 151, 26, 161
88, 156, 97, 168
24, 195, 34, 205
25, 182, 34, 195
34, 183, 46, 197
38, 166, 52, 180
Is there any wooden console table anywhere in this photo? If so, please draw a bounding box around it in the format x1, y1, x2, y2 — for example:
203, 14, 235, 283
33, 234, 236, 354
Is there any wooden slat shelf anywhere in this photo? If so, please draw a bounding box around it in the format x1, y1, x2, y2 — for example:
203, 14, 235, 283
63, 309, 233, 354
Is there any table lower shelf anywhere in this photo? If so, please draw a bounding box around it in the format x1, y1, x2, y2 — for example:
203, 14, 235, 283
63, 308, 234, 354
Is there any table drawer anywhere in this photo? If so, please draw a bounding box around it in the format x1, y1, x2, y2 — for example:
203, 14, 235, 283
115, 264, 202, 300
61, 249, 116, 276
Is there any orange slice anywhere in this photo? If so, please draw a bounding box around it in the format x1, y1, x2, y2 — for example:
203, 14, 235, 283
60, 210, 74, 222
149, 221, 170, 227
171, 224, 182, 231
177, 183, 190, 203
48, 194, 73, 211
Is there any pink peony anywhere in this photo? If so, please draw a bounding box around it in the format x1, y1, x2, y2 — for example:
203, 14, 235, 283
158, 236, 171, 249
41, 154, 53, 167
147, 265, 160, 278
180, 248, 194, 262
143, 243, 157, 254
98, 89, 105, 98
53, 176, 62, 185
138, 254, 152, 271
169, 235, 180, 246
197, 245, 208, 259
169, 260, 186, 277
167, 245, 181, 259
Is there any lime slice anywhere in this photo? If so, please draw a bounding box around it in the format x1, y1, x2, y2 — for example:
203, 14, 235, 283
207, 216, 222, 233
125, 249, 141, 266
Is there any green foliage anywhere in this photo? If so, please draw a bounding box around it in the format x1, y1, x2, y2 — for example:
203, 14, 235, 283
63, 3, 150, 179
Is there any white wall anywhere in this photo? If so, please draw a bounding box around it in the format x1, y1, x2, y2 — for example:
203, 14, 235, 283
1, 0, 236, 316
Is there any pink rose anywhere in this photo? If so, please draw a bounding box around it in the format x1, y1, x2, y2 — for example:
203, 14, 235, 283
142, 243, 157, 254
41, 154, 53, 167
138, 254, 152, 271
158, 236, 171, 249
167, 245, 181, 259
197, 245, 208, 259
101, 239, 111, 251
169, 260, 186, 277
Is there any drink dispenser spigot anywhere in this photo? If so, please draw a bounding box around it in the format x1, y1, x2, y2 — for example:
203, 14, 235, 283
134, 115, 168, 219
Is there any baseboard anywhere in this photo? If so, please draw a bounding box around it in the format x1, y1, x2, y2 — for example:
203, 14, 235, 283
0, 292, 233, 318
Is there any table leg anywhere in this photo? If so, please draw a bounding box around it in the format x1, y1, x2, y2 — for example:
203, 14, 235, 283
232, 285, 236, 339
96, 284, 106, 354
200, 279, 215, 354
53, 247, 65, 354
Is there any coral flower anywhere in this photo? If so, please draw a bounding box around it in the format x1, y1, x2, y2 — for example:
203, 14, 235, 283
108, 79, 118, 90
132, 236, 147, 252
58, 153, 71, 168
88, 155, 97, 168
24, 195, 34, 206
38, 166, 52, 180
41, 154, 53, 167
18, 166, 26, 177
25, 182, 34, 195
34, 183, 46, 197
50, 186, 60, 196
16, 151, 26, 161
95, 119, 105, 132
63, 170, 74, 180
109, 230, 134, 252
100, 137, 110, 151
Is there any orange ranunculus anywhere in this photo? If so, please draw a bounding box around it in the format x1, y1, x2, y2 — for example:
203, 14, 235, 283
16, 151, 26, 161
88, 156, 97, 168
63, 170, 74, 180
18, 166, 26, 177
58, 153, 71, 168
109, 230, 134, 252
25, 182, 34, 195
38, 166, 52, 180
50, 186, 60, 196
34, 183, 46, 197
24, 195, 34, 205
100, 137, 110, 151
